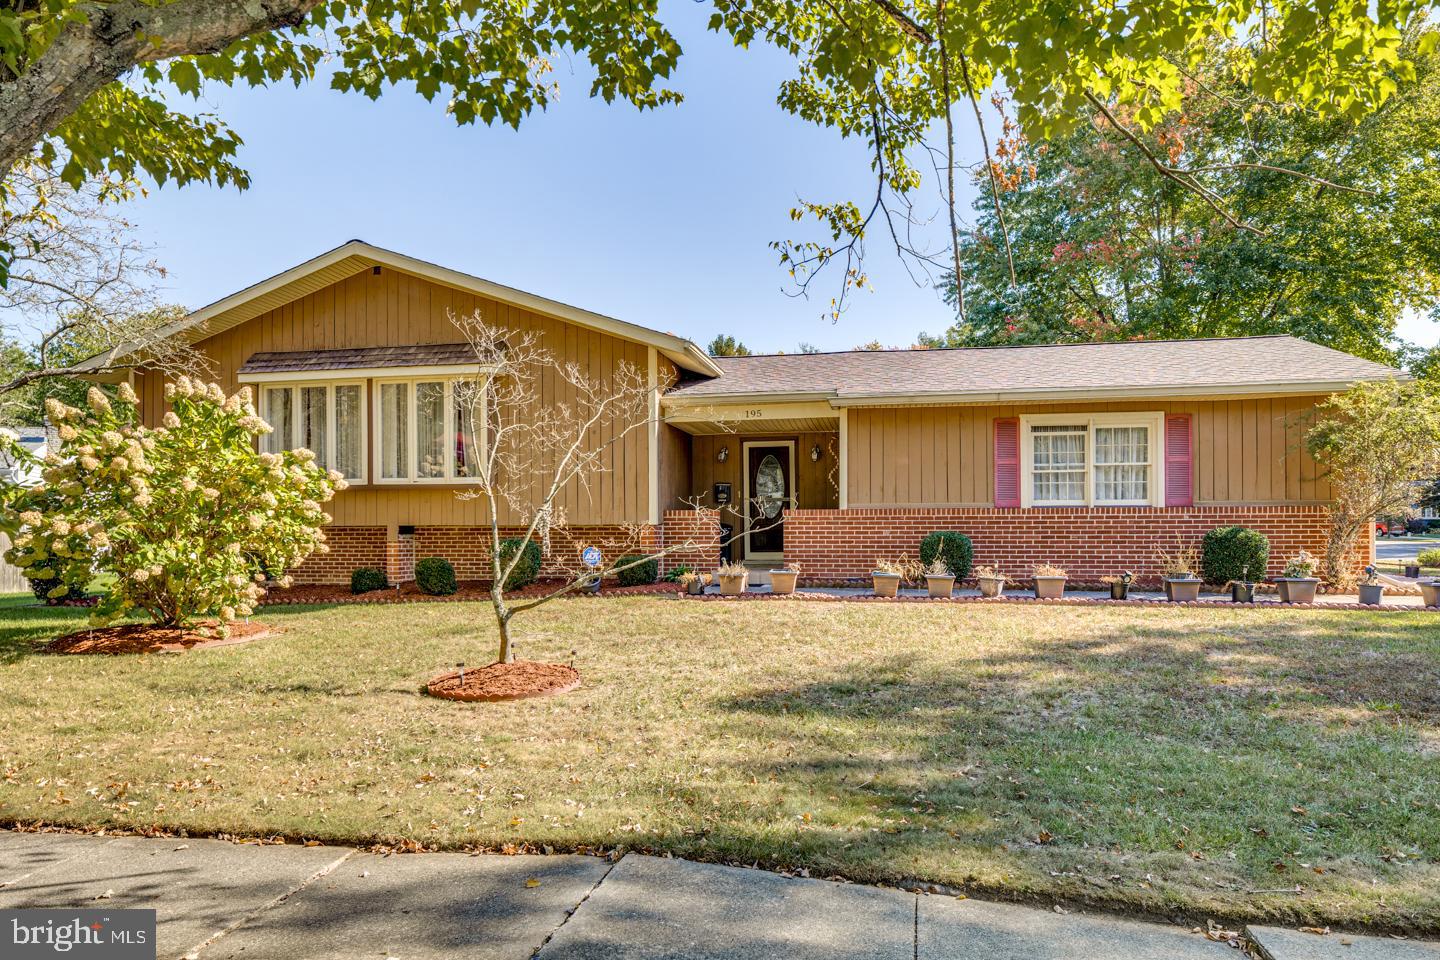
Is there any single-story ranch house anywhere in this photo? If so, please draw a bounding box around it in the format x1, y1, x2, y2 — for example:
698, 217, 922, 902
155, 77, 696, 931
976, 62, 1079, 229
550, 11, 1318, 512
84, 241, 1397, 583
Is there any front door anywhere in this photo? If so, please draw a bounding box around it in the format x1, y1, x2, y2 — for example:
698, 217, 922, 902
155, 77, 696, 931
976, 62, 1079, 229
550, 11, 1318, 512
744, 442, 792, 559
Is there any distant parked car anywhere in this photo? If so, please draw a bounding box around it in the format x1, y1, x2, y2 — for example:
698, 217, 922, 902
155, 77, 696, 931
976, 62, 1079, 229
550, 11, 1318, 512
1376, 518, 1409, 537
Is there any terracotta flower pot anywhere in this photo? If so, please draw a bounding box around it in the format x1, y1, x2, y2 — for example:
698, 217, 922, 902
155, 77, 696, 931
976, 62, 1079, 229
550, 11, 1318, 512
1420, 579, 1440, 607
977, 576, 1005, 598
718, 572, 749, 596
1276, 577, 1320, 604
1033, 576, 1066, 600
871, 573, 901, 598
1358, 583, 1384, 606
1166, 577, 1201, 602
769, 570, 798, 595
925, 574, 955, 598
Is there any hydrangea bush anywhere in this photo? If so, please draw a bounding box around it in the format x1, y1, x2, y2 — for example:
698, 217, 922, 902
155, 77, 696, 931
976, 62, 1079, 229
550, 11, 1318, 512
5, 378, 343, 628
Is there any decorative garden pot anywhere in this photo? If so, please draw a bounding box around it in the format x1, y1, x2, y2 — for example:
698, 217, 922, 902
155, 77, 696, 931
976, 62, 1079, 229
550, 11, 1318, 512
769, 570, 798, 595
1406, 564, 1422, 579
1420, 579, 1440, 608
1166, 577, 1202, 602
977, 576, 1005, 598
718, 572, 749, 596
925, 574, 955, 599
1033, 576, 1067, 600
1276, 577, 1320, 604
1109, 582, 1128, 600
686, 579, 706, 596
1230, 582, 1254, 603
871, 573, 901, 598
1358, 583, 1384, 606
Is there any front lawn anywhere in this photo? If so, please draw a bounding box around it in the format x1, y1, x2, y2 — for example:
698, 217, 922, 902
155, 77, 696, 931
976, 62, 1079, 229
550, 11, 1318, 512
1, 596, 1437, 931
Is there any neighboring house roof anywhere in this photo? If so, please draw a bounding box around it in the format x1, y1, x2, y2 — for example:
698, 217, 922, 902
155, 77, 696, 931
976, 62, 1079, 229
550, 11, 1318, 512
0, 426, 48, 486
238, 344, 484, 376
73, 241, 721, 378
665, 336, 1403, 405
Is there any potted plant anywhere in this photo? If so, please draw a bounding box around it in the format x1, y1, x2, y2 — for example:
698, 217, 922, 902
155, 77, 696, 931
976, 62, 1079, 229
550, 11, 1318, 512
769, 562, 800, 596
1421, 578, 1440, 608
872, 559, 903, 598
1229, 579, 1255, 603
679, 571, 710, 596
1103, 572, 1133, 600
974, 564, 1006, 598
1159, 544, 1202, 602
923, 558, 955, 598
1357, 565, 1384, 606
716, 560, 749, 596
1275, 550, 1321, 603
1032, 563, 1067, 600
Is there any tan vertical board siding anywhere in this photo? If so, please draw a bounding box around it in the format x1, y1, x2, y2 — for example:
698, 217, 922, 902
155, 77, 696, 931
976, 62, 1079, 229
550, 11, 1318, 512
142, 268, 653, 526
846, 397, 1333, 507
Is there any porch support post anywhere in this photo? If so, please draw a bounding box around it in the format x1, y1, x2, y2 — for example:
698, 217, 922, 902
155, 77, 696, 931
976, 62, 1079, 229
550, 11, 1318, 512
647, 346, 660, 525
838, 409, 849, 510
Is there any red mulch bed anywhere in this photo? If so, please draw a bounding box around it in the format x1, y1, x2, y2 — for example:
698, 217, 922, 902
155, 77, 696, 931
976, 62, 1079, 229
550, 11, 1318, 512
426, 660, 581, 702
45, 621, 272, 655
261, 579, 679, 605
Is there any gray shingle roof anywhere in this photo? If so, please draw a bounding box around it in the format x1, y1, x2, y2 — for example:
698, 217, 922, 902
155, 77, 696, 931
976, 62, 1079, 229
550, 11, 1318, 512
666, 336, 1401, 401
239, 343, 484, 374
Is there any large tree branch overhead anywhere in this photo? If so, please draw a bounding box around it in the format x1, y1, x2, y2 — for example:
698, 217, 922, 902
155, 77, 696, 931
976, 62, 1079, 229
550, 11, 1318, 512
0, 0, 320, 180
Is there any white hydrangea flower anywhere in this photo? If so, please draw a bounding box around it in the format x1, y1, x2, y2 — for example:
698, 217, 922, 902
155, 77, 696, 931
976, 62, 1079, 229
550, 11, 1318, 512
132, 569, 150, 582
79, 456, 101, 472
110, 457, 129, 471
162, 412, 181, 428
57, 425, 78, 441
19, 510, 41, 526
181, 478, 198, 492
44, 397, 68, 421
219, 605, 236, 621
247, 513, 265, 529
134, 493, 153, 507
258, 452, 280, 467
117, 382, 138, 404
87, 387, 112, 416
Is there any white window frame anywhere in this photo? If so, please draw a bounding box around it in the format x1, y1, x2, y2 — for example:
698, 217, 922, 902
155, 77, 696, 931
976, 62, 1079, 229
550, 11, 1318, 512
372, 376, 488, 485
1019, 412, 1164, 508
259, 380, 368, 483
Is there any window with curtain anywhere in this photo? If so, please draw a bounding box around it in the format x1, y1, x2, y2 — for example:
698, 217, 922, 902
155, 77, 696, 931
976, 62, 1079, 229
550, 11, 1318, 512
1093, 426, 1150, 503
1030, 425, 1087, 504
375, 377, 486, 483
1021, 414, 1161, 507
260, 382, 366, 481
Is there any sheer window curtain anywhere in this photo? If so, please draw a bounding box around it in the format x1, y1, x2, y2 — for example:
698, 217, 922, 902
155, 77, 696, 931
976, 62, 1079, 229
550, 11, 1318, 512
1094, 426, 1149, 502
1031, 425, 1086, 503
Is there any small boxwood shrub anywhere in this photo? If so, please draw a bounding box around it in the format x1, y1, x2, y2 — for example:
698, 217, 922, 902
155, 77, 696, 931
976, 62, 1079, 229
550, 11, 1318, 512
615, 555, 658, 586
415, 556, 458, 595
498, 538, 541, 590
1200, 526, 1270, 584
350, 567, 387, 594
919, 531, 973, 580
1418, 547, 1440, 569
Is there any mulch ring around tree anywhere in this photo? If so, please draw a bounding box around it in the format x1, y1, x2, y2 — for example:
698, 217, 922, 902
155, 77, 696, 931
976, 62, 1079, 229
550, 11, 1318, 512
426, 660, 581, 703
45, 621, 272, 655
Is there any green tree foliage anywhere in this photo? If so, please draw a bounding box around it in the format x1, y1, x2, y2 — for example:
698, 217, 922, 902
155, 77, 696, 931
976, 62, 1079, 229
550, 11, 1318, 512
918, 33, 1440, 361
1307, 379, 1440, 585
707, 335, 752, 357
4, 379, 340, 627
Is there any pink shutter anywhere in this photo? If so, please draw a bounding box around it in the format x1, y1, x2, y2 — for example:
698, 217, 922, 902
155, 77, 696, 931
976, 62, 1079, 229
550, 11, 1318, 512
994, 417, 1020, 508
1164, 414, 1193, 507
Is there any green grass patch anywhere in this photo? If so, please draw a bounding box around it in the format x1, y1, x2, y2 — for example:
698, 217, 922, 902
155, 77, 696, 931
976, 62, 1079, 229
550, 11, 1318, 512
0, 597, 1437, 930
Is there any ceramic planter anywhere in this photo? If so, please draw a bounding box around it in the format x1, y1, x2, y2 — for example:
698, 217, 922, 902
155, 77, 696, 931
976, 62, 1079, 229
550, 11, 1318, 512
871, 573, 901, 598
685, 579, 705, 596
977, 576, 1006, 598
1166, 577, 1202, 602
925, 574, 955, 598
1033, 576, 1067, 600
1230, 582, 1254, 603
1405, 563, 1421, 579
1421, 579, 1440, 607
718, 572, 749, 596
1276, 577, 1320, 604
1109, 582, 1128, 600
1358, 583, 1384, 605
769, 570, 798, 595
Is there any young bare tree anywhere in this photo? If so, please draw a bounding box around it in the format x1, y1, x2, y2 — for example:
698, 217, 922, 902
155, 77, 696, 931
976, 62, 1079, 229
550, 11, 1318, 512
449, 310, 766, 665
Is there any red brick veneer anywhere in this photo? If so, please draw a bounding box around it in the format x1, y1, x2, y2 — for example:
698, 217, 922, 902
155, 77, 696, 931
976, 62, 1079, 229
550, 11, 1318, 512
781, 506, 1368, 582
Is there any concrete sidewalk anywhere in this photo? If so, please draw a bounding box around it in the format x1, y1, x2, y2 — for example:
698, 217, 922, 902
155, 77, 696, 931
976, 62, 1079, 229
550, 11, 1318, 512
2, 831, 1435, 960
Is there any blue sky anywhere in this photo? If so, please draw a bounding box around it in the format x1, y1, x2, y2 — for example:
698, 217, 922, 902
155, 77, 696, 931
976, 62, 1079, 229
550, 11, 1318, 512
123, 2, 1436, 354
123, 2, 980, 355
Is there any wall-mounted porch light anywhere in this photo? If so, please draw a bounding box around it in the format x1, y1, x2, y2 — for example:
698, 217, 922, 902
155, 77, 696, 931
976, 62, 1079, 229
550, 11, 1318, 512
810, 444, 823, 462
716, 445, 729, 463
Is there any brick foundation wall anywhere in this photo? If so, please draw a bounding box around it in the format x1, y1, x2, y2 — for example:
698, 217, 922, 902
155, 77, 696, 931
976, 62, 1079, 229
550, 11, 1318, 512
781, 506, 1369, 582
293, 526, 388, 584
658, 510, 723, 574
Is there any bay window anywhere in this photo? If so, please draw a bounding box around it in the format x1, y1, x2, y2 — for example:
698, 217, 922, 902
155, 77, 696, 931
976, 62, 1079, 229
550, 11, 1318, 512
374, 377, 486, 484
260, 381, 366, 482
1020, 413, 1163, 507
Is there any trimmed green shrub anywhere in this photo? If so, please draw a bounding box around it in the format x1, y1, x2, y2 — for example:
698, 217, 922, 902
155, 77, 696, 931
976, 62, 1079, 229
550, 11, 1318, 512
350, 567, 387, 594
1418, 547, 1440, 569
616, 555, 658, 586
919, 531, 973, 579
1200, 526, 1270, 584
498, 538, 541, 590
415, 556, 458, 595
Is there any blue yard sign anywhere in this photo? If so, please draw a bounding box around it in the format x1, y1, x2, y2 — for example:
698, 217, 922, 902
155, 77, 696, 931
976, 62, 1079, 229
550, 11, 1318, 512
581, 546, 603, 568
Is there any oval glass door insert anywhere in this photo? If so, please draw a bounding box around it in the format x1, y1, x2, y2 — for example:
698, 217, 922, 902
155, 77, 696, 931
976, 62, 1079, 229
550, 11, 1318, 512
755, 454, 785, 518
